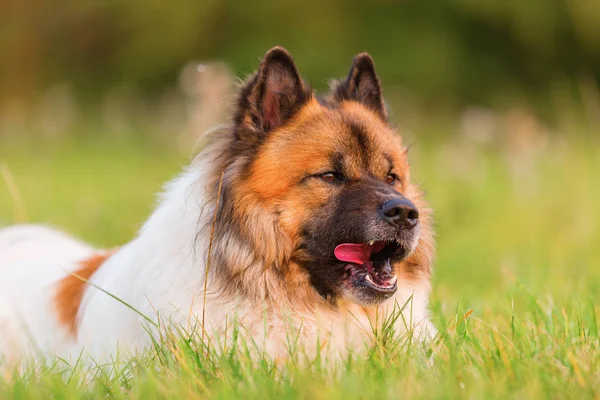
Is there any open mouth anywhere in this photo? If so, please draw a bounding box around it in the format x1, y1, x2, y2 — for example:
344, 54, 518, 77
335, 241, 405, 299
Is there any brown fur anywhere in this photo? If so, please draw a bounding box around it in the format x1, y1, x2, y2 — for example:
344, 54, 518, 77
202, 51, 434, 313
54, 250, 115, 335
247, 100, 432, 294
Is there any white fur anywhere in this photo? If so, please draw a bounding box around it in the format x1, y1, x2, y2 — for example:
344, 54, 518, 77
0, 153, 434, 368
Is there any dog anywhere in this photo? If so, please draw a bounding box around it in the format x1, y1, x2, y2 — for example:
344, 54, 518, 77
0, 47, 435, 366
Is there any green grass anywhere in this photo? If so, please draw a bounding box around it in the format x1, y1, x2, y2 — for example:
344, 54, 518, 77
1, 128, 600, 399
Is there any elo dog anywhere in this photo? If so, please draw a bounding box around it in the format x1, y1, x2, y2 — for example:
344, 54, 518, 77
0, 47, 435, 365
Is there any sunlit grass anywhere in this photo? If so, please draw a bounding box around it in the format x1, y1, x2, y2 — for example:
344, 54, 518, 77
1, 127, 599, 398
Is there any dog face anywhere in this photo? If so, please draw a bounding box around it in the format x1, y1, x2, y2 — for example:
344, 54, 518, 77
218, 48, 425, 306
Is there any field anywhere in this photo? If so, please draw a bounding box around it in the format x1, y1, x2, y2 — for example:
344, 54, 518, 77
1, 118, 599, 399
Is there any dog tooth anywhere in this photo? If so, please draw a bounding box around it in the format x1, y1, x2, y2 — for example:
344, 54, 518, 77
389, 275, 398, 285
365, 274, 373, 284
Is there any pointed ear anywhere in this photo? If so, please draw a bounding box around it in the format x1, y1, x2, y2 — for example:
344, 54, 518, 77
234, 47, 311, 134
333, 53, 386, 119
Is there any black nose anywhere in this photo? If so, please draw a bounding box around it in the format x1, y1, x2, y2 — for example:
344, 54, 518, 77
381, 198, 419, 228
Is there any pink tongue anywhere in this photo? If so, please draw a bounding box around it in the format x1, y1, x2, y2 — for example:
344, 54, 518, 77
334, 244, 373, 265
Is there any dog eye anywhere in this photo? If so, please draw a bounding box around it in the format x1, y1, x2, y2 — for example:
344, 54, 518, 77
386, 173, 398, 185
320, 172, 341, 182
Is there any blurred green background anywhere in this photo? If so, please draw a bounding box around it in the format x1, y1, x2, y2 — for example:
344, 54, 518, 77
3, 0, 600, 113
1, 0, 600, 307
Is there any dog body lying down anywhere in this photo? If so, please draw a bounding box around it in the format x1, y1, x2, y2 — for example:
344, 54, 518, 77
0, 48, 435, 366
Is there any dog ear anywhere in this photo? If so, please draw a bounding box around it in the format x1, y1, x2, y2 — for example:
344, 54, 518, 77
234, 47, 311, 135
333, 53, 386, 119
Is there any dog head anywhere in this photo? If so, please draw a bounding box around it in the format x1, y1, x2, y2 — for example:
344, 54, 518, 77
212, 47, 431, 306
